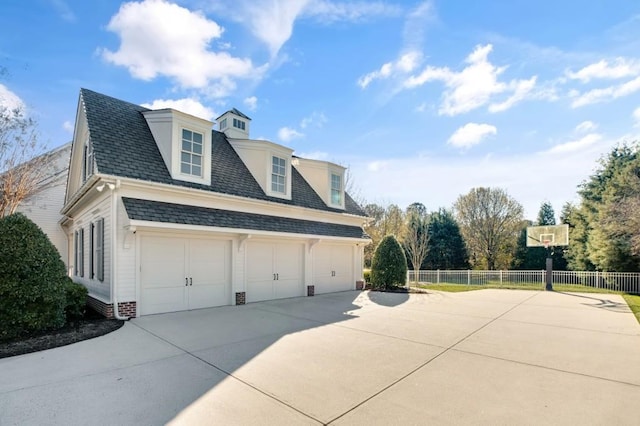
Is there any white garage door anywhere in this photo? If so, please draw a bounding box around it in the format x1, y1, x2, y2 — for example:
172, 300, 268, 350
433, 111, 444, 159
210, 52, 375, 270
140, 235, 231, 315
246, 241, 304, 303
313, 244, 354, 294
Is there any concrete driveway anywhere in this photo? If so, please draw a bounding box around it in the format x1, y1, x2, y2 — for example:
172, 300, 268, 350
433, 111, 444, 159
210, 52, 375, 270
1, 289, 640, 425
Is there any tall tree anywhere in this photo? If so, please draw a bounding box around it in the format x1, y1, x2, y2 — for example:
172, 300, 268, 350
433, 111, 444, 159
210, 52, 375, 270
0, 94, 49, 217
454, 187, 524, 270
363, 203, 406, 267
403, 204, 429, 279
565, 144, 640, 271
424, 208, 469, 269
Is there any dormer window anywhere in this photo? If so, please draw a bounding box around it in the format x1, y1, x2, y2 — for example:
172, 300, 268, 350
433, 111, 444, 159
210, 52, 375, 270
220, 118, 227, 130
82, 138, 94, 182
271, 156, 286, 194
233, 118, 246, 130
180, 129, 203, 177
330, 173, 343, 206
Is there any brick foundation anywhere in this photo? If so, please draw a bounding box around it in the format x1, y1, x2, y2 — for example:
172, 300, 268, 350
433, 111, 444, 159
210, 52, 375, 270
236, 292, 246, 305
86, 295, 136, 319
307, 285, 315, 296
356, 280, 365, 290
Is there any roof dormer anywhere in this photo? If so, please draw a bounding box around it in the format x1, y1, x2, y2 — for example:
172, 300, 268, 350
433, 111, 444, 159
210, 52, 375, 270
293, 157, 346, 210
217, 108, 251, 139
228, 138, 293, 200
142, 109, 213, 186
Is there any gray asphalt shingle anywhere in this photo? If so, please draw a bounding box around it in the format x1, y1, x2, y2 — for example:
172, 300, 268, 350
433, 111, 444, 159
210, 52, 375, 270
122, 198, 368, 239
81, 88, 365, 217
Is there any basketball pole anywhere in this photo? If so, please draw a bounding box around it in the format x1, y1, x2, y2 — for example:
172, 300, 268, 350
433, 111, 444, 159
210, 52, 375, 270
545, 244, 553, 291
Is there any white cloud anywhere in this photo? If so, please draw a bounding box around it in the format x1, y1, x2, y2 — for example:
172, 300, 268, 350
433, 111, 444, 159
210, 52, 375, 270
50, 0, 76, 21
101, 0, 257, 95
243, 96, 258, 111
141, 98, 217, 121
350, 134, 623, 220
575, 120, 598, 133
278, 126, 304, 142
358, 51, 421, 88
62, 121, 74, 133
566, 58, 640, 83
404, 44, 537, 115
546, 133, 602, 154
488, 76, 537, 113
0, 84, 25, 118
300, 111, 327, 129
296, 151, 329, 160
447, 123, 497, 149
304, 1, 402, 24
633, 107, 640, 126
367, 160, 389, 172
571, 75, 640, 107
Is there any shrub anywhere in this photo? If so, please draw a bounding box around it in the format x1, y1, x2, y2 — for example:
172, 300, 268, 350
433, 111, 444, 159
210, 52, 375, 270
363, 269, 371, 283
370, 235, 408, 290
0, 213, 68, 341
64, 278, 88, 323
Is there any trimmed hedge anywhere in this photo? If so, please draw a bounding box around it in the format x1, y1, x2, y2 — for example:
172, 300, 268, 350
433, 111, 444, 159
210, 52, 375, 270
370, 235, 407, 290
64, 278, 88, 323
0, 213, 68, 341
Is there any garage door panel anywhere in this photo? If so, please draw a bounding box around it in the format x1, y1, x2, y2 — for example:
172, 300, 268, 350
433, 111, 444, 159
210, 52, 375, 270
314, 244, 354, 294
246, 241, 304, 303
189, 239, 230, 309
141, 237, 187, 315
141, 235, 231, 315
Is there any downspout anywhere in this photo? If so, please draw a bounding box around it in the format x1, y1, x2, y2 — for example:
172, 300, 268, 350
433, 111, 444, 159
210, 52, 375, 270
110, 179, 128, 320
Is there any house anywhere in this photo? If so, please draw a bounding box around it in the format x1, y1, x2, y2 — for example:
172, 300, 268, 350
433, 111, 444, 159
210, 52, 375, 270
15, 142, 71, 267
61, 89, 370, 318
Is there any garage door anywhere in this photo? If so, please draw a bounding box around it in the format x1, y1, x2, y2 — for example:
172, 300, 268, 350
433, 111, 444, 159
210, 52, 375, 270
313, 244, 354, 294
140, 235, 231, 315
246, 241, 304, 303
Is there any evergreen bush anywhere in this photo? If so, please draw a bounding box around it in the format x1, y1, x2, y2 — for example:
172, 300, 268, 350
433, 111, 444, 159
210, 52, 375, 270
0, 213, 68, 341
370, 235, 407, 290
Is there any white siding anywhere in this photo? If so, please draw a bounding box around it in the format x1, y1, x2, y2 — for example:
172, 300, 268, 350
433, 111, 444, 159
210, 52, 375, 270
18, 179, 68, 266
17, 144, 71, 267
70, 196, 111, 301
116, 199, 137, 302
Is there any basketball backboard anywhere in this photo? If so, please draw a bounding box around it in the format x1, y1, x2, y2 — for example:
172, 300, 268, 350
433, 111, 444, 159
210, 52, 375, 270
526, 224, 569, 247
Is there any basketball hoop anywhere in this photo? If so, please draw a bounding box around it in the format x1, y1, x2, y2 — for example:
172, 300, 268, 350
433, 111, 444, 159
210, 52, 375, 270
543, 240, 551, 249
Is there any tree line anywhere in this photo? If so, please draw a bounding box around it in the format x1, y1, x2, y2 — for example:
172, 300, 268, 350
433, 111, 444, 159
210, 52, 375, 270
362, 142, 640, 273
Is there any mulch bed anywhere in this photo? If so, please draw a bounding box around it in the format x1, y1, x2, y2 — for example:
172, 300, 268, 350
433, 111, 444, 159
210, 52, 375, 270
0, 307, 125, 359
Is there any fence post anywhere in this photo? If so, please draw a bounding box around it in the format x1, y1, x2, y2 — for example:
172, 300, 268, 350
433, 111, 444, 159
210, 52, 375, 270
500, 270, 503, 285
437, 269, 440, 284
467, 270, 471, 285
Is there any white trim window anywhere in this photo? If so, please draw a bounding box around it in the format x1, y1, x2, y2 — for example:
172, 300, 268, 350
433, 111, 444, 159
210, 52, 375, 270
74, 228, 84, 277
220, 118, 227, 130
271, 156, 286, 194
233, 118, 246, 130
88, 218, 105, 281
331, 173, 343, 206
180, 129, 203, 177
82, 139, 94, 182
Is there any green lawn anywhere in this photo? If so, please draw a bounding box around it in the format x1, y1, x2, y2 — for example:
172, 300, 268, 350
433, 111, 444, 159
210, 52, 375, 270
622, 294, 640, 324
414, 282, 625, 294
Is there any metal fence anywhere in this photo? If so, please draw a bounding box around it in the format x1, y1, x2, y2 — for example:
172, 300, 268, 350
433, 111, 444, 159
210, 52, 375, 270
407, 269, 640, 294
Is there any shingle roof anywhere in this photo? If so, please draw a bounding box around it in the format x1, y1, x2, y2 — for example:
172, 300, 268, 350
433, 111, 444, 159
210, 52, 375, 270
80, 88, 365, 217
122, 198, 369, 239
216, 108, 251, 120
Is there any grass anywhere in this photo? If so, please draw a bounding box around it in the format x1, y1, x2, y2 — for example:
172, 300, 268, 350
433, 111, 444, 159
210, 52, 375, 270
414, 281, 625, 294
413, 282, 640, 325
622, 294, 640, 324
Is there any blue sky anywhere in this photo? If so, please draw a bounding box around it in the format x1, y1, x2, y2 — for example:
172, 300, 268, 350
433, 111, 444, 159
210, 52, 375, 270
2, 0, 640, 220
